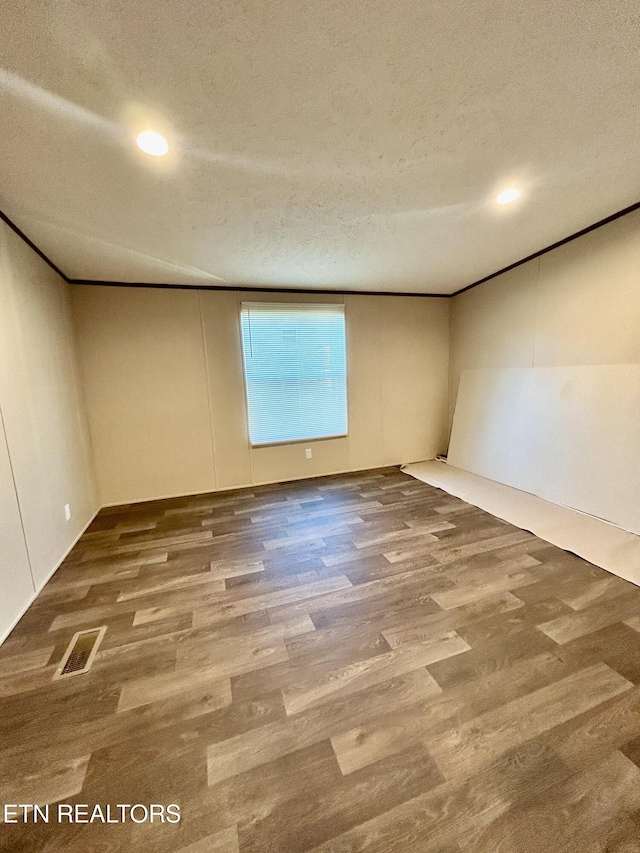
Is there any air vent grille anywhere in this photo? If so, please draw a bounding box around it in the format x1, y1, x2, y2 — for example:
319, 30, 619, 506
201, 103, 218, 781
54, 627, 106, 680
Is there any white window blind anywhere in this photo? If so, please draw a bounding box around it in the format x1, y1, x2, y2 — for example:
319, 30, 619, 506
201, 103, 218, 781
240, 302, 348, 446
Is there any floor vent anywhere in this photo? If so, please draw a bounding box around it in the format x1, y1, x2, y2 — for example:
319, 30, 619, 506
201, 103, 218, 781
53, 626, 107, 680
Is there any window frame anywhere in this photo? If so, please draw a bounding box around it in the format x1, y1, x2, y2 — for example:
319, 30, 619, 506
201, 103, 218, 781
239, 301, 349, 448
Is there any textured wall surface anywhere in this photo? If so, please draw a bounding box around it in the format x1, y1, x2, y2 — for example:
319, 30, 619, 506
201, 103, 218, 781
448, 209, 640, 529
0, 219, 99, 640
72, 286, 450, 505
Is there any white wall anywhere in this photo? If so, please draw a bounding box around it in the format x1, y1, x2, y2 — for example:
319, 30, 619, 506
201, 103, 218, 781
0, 219, 100, 641
72, 286, 451, 505
449, 209, 640, 530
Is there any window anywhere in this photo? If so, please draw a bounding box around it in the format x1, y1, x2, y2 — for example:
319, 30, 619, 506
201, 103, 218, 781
240, 302, 348, 446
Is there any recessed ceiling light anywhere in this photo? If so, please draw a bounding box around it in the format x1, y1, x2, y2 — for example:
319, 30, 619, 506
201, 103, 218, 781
496, 188, 521, 205
136, 130, 169, 156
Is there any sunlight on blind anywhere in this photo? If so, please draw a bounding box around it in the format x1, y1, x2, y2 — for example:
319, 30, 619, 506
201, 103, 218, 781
240, 303, 348, 446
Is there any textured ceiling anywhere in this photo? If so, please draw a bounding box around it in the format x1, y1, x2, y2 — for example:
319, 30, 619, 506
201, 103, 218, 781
1, 0, 640, 294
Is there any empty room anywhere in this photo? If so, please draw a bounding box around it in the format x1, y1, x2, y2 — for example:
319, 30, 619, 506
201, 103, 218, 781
1, 1, 640, 851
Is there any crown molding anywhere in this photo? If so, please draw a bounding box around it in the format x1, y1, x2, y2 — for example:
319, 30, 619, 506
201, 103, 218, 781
3, 200, 640, 299
0, 210, 69, 282
452, 199, 640, 296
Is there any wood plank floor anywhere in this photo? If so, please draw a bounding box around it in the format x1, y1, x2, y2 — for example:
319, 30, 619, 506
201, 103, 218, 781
2, 466, 640, 852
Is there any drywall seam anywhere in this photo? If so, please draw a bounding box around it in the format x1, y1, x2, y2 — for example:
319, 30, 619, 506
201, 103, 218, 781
447, 296, 454, 434
198, 290, 219, 490
64, 283, 101, 508
532, 256, 541, 366
238, 291, 256, 486
376, 304, 384, 464
70, 332, 102, 510
0, 402, 35, 592
62, 286, 102, 519
344, 297, 355, 472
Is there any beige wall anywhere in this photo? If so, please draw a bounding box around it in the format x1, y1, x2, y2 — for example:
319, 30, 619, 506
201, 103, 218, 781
72, 286, 450, 505
448, 210, 640, 529
0, 220, 100, 641
3, 201, 638, 639
450, 209, 640, 422
0, 407, 33, 643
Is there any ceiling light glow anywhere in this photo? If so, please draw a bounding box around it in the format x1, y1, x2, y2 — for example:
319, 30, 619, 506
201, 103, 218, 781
496, 188, 521, 205
136, 130, 169, 156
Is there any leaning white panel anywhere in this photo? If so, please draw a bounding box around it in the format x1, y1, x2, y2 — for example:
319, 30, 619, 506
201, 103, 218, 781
447, 365, 640, 535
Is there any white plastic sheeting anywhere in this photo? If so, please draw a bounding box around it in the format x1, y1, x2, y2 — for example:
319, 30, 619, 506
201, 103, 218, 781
403, 460, 640, 586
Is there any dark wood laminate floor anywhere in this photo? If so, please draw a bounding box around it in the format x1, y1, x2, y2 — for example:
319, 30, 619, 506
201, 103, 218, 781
2, 467, 640, 852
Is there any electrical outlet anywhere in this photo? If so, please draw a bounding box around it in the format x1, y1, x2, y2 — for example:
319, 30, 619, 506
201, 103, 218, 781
305, 448, 312, 459
64, 504, 71, 522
